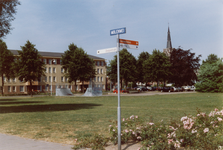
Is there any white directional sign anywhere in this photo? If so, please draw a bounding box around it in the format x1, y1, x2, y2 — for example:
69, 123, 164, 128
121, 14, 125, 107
97, 47, 117, 54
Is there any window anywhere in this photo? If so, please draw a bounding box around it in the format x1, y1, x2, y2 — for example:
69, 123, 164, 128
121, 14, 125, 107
101, 77, 103, 82
97, 61, 100, 66
97, 69, 99, 74
45, 67, 47, 73
45, 85, 48, 91
49, 76, 51, 82
8, 78, 10, 82
43, 59, 47, 64
53, 67, 56, 73
13, 86, 16, 92
101, 61, 104, 66
53, 59, 57, 64
65, 77, 68, 82
49, 85, 52, 91
13, 78, 16, 82
61, 76, 64, 82
48, 59, 52, 64
61, 68, 63, 73
49, 67, 51, 73
3, 76, 5, 82
53, 76, 56, 82
101, 69, 103, 74
8, 86, 11, 92
97, 76, 100, 82
45, 76, 47, 82
94, 77, 96, 81
60, 59, 62, 64
20, 86, 24, 92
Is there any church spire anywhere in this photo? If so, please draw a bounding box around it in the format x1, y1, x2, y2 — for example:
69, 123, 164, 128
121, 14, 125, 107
166, 26, 172, 49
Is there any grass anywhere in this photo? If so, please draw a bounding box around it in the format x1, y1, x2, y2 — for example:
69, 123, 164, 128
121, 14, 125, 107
0, 93, 222, 145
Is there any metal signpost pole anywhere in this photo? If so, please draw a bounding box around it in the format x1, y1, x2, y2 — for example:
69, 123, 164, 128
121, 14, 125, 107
117, 34, 121, 150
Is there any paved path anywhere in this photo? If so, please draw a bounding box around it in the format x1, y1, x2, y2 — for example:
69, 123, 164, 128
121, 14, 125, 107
0, 133, 141, 150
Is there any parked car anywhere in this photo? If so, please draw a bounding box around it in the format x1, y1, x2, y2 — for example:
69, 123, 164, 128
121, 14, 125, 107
173, 87, 182, 92
137, 87, 148, 91
183, 86, 191, 91
113, 89, 129, 93
161, 87, 174, 92
158, 87, 164, 91
151, 87, 157, 91
190, 85, 196, 91
147, 86, 152, 91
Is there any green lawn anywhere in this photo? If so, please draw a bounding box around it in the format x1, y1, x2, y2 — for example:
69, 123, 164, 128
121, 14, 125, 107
0, 93, 222, 145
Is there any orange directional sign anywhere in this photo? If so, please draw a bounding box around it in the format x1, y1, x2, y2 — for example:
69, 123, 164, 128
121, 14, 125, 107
119, 39, 139, 49
119, 39, 139, 46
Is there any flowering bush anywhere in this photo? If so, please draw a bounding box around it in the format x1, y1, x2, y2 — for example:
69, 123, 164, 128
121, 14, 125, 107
73, 108, 223, 150
109, 108, 223, 150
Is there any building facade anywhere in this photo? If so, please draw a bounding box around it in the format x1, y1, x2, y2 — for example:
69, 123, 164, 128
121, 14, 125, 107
0, 50, 107, 94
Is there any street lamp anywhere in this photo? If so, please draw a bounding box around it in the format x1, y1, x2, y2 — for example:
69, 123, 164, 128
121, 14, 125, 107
51, 59, 55, 96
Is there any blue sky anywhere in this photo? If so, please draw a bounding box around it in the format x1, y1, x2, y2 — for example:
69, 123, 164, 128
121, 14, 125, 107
4, 0, 223, 63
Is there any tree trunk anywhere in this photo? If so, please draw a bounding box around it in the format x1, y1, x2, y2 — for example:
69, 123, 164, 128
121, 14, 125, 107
30, 80, 33, 97
74, 80, 76, 92
157, 79, 159, 87
81, 81, 84, 93
1, 74, 4, 95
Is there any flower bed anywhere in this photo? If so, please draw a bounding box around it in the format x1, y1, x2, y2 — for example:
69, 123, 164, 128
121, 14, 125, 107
73, 108, 223, 150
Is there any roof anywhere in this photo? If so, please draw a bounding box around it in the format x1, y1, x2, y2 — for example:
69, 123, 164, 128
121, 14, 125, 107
9, 50, 105, 60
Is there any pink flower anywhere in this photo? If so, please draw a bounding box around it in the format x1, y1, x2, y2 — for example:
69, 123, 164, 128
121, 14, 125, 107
148, 122, 154, 125
215, 108, 219, 112
125, 129, 129, 133
180, 139, 184, 143
168, 139, 173, 144
192, 129, 197, 133
109, 125, 112, 127
122, 118, 125, 122
217, 117, 222, 122
136, 116, 138, 118
137, 136, 141, 140
203, 128, 209, 133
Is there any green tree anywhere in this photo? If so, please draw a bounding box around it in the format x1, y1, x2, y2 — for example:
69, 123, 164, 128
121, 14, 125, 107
0, 39, 15, 95
169, 48, 201, 86
195, 55, 223, 92
0, 0, 20, 38
107, 48, 137, 89
16, 41, 45, 97
202, 54, 220, 65
61, 43, 95, 92
143, 49, 171, 87
136, 51, 150, 84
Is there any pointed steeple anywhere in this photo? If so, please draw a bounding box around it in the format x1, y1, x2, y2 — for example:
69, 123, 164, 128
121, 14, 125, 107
166, 26, 172, 49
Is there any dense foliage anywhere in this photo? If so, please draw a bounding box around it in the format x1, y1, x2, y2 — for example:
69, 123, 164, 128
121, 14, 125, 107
195, 55, 223, 92
16, 41, 45, 97
169, 48, 201, 86
0, 0, 20, 38
61, 43, 95, 92
0, 39, 15, 95
143, 49, 171, 87
107, 48, 137, 88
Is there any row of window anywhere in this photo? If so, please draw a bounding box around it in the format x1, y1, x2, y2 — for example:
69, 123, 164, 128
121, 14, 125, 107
97, 68, 104, 74
94, 76, 104, 82
42, 58, 105, 67
7, 86, 24, 92
3, 77, 16, 82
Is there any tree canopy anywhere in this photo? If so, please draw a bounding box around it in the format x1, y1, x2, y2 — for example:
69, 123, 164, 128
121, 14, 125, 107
136, 51, 150, 84
16, 40, 45, 96
0, 0, 20, 38
169, 48, 201, 86
0, 39, 15, 95
61, 43, 95, 92
143, 49, 171, 87
202, 54, 220, 65
107, 48, 137, 88
195, 55, 223, 92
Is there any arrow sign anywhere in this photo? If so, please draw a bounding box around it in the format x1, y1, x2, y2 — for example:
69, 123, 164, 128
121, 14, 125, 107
119, 39, 139, 50
97, 47, 117, 54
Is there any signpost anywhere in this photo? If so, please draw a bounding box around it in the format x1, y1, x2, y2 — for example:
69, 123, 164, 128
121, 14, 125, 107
119, 39, 139, 50
97, 47, 117, 54
97, 27, 138, 150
